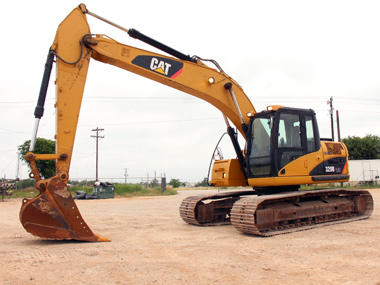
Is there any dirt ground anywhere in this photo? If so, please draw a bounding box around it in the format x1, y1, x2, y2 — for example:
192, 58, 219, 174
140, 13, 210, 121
1, 189, 379, 285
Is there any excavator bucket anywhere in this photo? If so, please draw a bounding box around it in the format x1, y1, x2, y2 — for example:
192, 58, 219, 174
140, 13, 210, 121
20, 176, 110, 242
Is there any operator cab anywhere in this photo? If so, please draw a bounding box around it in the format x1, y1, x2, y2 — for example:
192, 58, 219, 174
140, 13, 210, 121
246, 106, 321, 178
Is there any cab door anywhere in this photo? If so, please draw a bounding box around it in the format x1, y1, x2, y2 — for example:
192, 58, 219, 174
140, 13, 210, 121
247, 116, 272, 177
273, 111, 309, 176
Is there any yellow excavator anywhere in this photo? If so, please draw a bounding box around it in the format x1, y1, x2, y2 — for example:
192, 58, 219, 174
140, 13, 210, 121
20, 4, 373, 241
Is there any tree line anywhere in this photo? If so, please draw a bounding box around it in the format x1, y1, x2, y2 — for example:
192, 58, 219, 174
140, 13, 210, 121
17, 135, 380, 183
342, 135, 380, 160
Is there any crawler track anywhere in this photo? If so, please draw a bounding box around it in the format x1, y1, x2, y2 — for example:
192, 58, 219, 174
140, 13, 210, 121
180, 189, 373, 236
231, 189, 373, 236
179, 190, 255, 226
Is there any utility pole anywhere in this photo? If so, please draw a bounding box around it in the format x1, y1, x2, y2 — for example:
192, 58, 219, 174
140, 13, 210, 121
91, 127, 104, 181
327, 97, 334, 141
16, 151, 20, 179
336, 110, 341, 142
124, 168, 128, 184
15, 152, 20, 189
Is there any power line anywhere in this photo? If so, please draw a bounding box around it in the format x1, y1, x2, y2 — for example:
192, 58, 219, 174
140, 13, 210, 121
84, 96, 199, 100
0, 117, 222, 136
79, 117, 221, 127
337, 109, 380, 113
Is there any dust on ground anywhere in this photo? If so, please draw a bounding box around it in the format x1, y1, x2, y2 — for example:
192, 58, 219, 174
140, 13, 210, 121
1, 189, 379, 284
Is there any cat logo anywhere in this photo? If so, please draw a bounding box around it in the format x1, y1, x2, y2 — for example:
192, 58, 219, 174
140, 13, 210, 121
150, 58, 171, 76
132, 55, 183, 79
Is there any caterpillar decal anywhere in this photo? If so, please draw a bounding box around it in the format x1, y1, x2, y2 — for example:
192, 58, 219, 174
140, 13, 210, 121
132, 55, 183, 79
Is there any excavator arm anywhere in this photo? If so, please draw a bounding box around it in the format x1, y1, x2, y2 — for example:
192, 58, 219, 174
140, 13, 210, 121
20, 4, 255, 241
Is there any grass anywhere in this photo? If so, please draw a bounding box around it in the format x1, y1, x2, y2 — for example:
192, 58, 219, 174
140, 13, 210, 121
8, 188, 37, 199
300, 183, 380, 191
6, 182, 378, 201
114, 184, 177, 197
69, 183, 177, 197
6, 183, 177, 200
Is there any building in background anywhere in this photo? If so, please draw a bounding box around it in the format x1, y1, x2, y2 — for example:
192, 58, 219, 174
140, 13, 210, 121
348, 160, 380, 186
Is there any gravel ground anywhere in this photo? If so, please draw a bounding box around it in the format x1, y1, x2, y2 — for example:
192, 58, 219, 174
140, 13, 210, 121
1, 189, 379, 285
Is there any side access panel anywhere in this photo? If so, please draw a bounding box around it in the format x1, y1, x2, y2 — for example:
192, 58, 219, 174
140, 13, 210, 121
209, 159, 247, 187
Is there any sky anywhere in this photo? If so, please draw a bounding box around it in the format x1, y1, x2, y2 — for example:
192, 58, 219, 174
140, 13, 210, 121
1, 0, 380, 183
